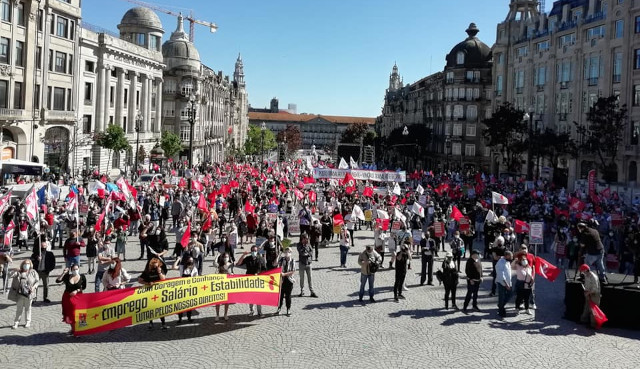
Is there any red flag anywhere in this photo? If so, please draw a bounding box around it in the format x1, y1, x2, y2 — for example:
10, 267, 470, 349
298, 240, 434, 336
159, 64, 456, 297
362, 186, 374, 198
229, 180, 239, 189
434, 183, 450, 196
333, 214, 344, 226
601, 188, 611, 199
178, 178, 187, 188
202, 216, 212, 232
341, 173, 356, 187
25, 187, 39, 222
269, 196, 280, 206
303, 177, 316, 184
279, 183, 287, 194
197, 194, 208, 212
309, 190, 317, 203
554, 207, 569, 218
180, 221, 191, 247
260, 172, 267, 181
95, 210, 106, 232
345, 186, 356, 195
375, 218, 390, 231
192, 180, 204, 191
450, 206, 464, 221
244, 200, 255, 214
534, 256, 560, 282
4, 220, 14, 247
514, 219, 530, 234
589, 301, 608, 329
294, 189, 304, 200
220, 184, 231, 197
569, 197, 586, 212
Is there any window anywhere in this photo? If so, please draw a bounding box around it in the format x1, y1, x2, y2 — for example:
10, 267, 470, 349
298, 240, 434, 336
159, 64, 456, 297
180, 124, 190, 141
1, 0, 10, 22
0, 80, 7, 108
466, 71, 480, 82
84, 82, 92, 103
453, 105, 464, 119
151, 92, 156, 109
181, 82, 193, 96
636, 16, 640, 33
164, 101, 175, 117
586, 25, 605, 39
67, 88, 72, 110
110, 86, 114, 107
559, 33, 576, 47
135, 33, 146, 47
136, 90, 140, 108
453, 124, 462, 136
37, 9, 43, 31
35, 47, 41, 69
13, 81, 22, 109
634, 85, 640, 106
557, 60, 572, 82
496, 75, 503, 96
465, 144, 476, 157
83, 115, 92, 133
54, 51, 66, 73
16, 2, 24, 26
516, 46, 528, 57
456, 52, 465, 65
56, 16, 68, 38
535, 66, 546, 86
33, 84, 39, 109
585, 55, 601, 84
164, 80, 177, 93
85, 60, 94, 72
496, 53, 504, 65
452, 143, 461, 156
536, 41, 550, 52
466, 123, 477, 137
445, 72, 454, 84
466, 106, 477, 121
124, 89, 128, 108
613, 51, 622, 82
13, 40, 23, 67
150, 35, 161, 51
0, 37, 9, 64
515, 70, 525, 93
615, 20, 624, 39
53, 87, 65, 110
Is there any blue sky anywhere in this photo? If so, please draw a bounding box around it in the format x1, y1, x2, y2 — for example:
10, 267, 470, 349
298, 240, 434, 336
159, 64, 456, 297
82, 0, 551, 118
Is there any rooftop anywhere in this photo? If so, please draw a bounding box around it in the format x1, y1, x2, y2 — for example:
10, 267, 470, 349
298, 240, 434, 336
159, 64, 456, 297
248, 112, 375, 125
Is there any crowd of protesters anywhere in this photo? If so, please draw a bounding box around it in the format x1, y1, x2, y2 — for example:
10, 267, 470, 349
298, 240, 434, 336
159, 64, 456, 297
0, 160, 637, 332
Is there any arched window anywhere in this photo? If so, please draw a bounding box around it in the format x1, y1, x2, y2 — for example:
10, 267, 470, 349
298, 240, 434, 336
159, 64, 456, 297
457, 51, 465, 65
629, 161, 637, 182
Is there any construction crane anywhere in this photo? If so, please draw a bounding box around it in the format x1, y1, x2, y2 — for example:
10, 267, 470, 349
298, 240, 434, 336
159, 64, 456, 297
121, 0, 217, 42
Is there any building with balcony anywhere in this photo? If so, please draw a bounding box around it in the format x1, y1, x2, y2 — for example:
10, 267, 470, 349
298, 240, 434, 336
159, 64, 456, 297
0, 0, 81, 172
492, 0, 640, 187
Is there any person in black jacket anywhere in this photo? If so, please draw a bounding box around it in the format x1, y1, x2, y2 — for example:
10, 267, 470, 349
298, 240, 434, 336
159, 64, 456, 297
394, 242, 411, 301
463, 249, 483, 313
236, 245, 267, 316
420, 232, 436, 285
31, 237, 56, 303
441, 252, 459, 310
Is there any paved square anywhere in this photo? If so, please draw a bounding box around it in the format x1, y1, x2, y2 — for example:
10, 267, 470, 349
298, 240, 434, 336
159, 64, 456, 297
2, 231, 639, 369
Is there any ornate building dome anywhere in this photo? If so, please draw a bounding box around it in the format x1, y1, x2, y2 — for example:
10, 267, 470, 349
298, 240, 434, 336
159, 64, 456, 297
118, 7, 163, 32
162, 14, 201, 71
445, 23, 492, 68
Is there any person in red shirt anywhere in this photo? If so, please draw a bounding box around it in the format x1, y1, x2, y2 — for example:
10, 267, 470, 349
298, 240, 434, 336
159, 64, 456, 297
63, 231, 85, 268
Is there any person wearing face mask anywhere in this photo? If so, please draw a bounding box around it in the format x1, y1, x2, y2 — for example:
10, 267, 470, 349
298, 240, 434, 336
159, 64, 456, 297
101, 258, 130, 290
236, 245, 267, 316
357, 245, 382, 303
276, 248, 296, 316
297, 233, 318, 298
215, 252, 233, 322
94, 240, 115, 292
441, 252, 460, 310
463, 250, 483, 313
567, 235, 581, 271
259, 233, 280, 270
138, 258, 168, 330
495, 251, 514, 318
56, 263, 87, 334
146, 226, 169, 262
393, 242, 411, 302
578, 264, 601, 328
512, 254, 534, 315
176, 257, 198, 324
8, 260, 39, 329
30, 237, 55, 303
63, 230, 86, 268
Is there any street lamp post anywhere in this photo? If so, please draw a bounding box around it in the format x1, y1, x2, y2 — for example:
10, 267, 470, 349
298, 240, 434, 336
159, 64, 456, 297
187, 94, 197, 168
524, 105, 535, 181
260, 121, 266, 164
402, 125, 409, 169
445, 136, 451, 171
134, 111, 142, 180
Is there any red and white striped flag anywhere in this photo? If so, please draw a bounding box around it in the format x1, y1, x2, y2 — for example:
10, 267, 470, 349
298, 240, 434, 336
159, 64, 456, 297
4, 219, 15, 247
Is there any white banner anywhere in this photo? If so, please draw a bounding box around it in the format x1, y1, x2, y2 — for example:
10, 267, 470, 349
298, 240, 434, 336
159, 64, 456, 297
313, 168, 406, 182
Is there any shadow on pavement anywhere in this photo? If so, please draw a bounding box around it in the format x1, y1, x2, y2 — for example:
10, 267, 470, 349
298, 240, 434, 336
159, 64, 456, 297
388, 308, 451, 319
0, 316, 256, 345
301, 299, 366, 310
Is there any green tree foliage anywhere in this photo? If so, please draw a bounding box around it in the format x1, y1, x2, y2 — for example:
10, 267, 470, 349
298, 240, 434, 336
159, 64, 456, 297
276, 124, 302, 153
483, 102, 528, 172
341, 122, 376, 145
574, 96, 628, 183
95, 124, 130, 170
160, 130, 183, 159
244, 124, 277, 155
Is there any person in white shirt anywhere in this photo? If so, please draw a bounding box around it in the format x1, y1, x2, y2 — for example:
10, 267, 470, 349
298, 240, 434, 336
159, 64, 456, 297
495, 251, 514, 317
101, 258, 131, 290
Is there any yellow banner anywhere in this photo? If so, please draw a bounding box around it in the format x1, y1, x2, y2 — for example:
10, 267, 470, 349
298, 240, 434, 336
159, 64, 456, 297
72, 269, 282, 336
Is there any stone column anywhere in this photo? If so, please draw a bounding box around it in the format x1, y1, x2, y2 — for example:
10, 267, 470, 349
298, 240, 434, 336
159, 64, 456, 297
115, 68, 125, 130
144, 77, 152, 133
128, 71, 138, 133
156, 78, 163, 133
95, 65, 105, 132
140, 74, 148, 133
103, 65, 112, 127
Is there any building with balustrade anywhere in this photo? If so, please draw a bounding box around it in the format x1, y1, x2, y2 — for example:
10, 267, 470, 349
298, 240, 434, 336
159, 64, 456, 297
0, 0, 81, 172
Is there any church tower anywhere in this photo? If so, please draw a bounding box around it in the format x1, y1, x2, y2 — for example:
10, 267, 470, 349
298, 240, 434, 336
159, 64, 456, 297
234, 53, 245, 87
388, 63, 402, 92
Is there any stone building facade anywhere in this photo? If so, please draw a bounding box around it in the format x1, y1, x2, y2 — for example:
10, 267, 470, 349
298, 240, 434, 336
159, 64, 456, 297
0, 0, 81, 171
492, 0, 640, 186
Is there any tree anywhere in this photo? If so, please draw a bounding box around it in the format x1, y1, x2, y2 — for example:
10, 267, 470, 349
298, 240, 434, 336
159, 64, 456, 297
530, 128, 577, 185
574, 96, 628, 183
483, 102, 528, 172
341, 122, 376, 145
276, 124, 302, 154
244, 124, 277, 155
94, 124, 130, 171
137, 145, 147, 163
160, 131, 182, 159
